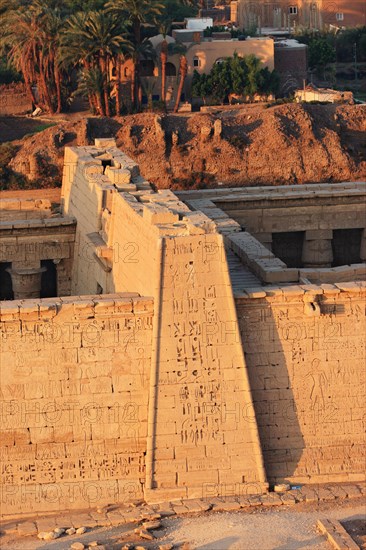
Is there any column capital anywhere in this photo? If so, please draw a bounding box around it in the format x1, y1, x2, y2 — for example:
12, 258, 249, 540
6, 267, 46, 300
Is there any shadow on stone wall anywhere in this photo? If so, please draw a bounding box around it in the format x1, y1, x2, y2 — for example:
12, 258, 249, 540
236, 300, 306, 484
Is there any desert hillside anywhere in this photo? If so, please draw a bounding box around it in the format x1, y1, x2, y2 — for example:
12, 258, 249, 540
2, 103, 365, 190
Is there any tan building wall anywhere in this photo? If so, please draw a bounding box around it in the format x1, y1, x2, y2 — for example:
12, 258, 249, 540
186, 37, 275, 74
0, 295, 153, 515
114, 37, 274, 107
295, 87, 354, 103
60, 140, 268, 504
184, 37, 274, 99
232, 0, 366, 29
318, 0, 366, 28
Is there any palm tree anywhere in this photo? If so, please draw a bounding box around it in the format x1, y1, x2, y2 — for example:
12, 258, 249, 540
160, 38, 168, 104
77, 67, 105, 115
61, 10, 130, 116
174, 52, 188, 112
1, 1, 68, 113
107, 0, 164, 44
1, 8, 40, 108
39, 5, 65, 113
156, 16, 173, 105
107, 0, 164, 109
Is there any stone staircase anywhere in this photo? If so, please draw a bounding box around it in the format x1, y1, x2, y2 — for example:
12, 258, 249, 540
226, 247, 261, 292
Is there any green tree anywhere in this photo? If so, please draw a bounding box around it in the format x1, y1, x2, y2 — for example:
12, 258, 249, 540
308, 38, 336, 70
191, 70, 211, 103
1, 6, 45, 109
191, 54, 279, 104
77, 66, 105, 114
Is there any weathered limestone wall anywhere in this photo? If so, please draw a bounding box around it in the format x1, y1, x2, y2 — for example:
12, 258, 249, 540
60, 142, 268, 502
3, 144, 364, 517
0, 295, 153, 515
61, 145, 109, 295
106, 191, 160, 297
236, 283, 366, 484
146, 232, 267, 502
0, 198, 54, 221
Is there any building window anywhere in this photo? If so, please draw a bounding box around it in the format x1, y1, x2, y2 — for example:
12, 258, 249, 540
193, 57, 200, 68
336, 12, 344, 20
273, 7, 281, 13
288, 6, 298, 14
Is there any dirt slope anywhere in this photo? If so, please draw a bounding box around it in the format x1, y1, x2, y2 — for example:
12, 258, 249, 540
4, 103, 366, 190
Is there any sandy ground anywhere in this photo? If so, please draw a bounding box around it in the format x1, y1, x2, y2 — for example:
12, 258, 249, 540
159, 501, 366, 550
1, 499, 365, 550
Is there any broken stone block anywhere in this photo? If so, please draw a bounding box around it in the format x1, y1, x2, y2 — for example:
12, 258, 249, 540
17, 522, 37, 537
172, 130, 179, 146
201, 126, 212, 140
105, 166, 131, 185
214, 119, 222, 138
94, 138, 116, 148
142, 520, 162, 530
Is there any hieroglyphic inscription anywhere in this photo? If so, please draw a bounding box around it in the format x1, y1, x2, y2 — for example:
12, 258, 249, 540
0, 298, 153, 514
151, 234, 266, 493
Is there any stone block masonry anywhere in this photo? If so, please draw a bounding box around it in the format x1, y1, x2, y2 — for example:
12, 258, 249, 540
1, 140, 365, 518
236, 283, 366, 485
0, 295, 153, 515
60, 140, 268, 504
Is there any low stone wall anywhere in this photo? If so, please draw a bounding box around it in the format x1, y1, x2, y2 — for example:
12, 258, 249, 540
0, 198, 54, 221
0, 294, 153, 515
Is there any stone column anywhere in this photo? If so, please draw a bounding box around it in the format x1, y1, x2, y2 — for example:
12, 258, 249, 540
360, 229, 366, 262
302, 229, 333, 268
6, 267, 46, 300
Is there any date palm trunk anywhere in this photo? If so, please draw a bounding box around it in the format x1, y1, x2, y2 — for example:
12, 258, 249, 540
115, 55, 123, 116
174, 55, 188, 113
99, 55, 110, 117
161, 39, 168, 104
54, 64, 62, 113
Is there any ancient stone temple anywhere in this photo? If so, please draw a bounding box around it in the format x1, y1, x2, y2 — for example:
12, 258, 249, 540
0, 139, 365, 516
